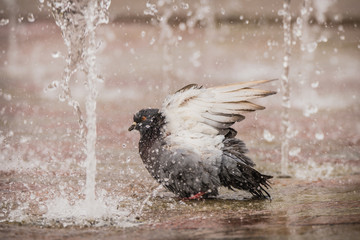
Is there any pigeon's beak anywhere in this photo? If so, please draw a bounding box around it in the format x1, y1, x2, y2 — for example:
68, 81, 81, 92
128, 122, 137, 131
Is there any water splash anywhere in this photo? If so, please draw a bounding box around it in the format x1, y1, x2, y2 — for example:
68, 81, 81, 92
315, 132, 324, 140
0, 18, 9, 26
143, 1, 179, 91
159, 4, 177, 91
51, 51, 61, 58
313, 0, 336, 24
136, 184, 164, 219
27, 13, 35, 23
44, 195, 134, 227
289, 147, 301, 157
263, 129, 275, 143
303, 104, 318, 117
311, 81, 319, 88
293, 160, 335, 180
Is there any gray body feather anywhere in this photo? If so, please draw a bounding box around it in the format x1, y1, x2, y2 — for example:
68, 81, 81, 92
137, 113, 271, 199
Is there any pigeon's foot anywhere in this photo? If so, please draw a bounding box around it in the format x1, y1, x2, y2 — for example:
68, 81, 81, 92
182, 192, 206, 201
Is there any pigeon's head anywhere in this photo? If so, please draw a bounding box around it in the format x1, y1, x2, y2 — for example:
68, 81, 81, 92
128, 108, 161, 133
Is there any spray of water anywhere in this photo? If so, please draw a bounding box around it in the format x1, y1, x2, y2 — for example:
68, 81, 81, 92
135, 184, 164, 220
158, 4, 177, 92
144, 1, 182, 92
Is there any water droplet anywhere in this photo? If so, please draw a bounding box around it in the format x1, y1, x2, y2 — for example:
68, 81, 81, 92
263, 129, 275, 142
340, 35, 345, 40
303, 105, 318, 117
20, 136, 30, 143
239, 15, 244, 20
45, 80, 59, 92
334, 14, 340, 21
122, 143, 126, 148
315, 132, 324, 140
51, 51, 61, 58
300, 8, 307, 16
27, 13, 35, 23
30, 193, 35, 200
311, 81, 319, 88
190, 51, 201, 68
149, 37, 156, 45
179, 22, 186, 31
287, 125, 299, 139
97, 75, 104, 83
141, 31, 146, 38
0, 19, 9, 26
144, 2, 158, 16
180, 2, 189, 10
143, 9, 153, 16
281, 98, 291, 108
3, 93, 11, 101
59, 93, 66, 102
306, 42, 317, 53
318, 36, 328, 43
278, 9, 285, 16
289, 147, 301, 157
18, 16, 24, 23
293, 26, 302, 38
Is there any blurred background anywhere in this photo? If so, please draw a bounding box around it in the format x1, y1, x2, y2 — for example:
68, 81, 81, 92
0, 0, 359, 233
1, 0, 360, 21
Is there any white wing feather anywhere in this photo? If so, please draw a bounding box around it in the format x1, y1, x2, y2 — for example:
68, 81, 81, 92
161, 80, 276, 157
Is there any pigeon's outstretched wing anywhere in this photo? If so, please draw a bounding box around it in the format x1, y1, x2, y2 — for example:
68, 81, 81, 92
161, 80, 276, 154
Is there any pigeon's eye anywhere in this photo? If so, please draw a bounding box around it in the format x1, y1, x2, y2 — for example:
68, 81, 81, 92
141, 116, 147, 121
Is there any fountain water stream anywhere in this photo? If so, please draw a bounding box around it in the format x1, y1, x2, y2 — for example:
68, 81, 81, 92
3, 0, 18, 73
46, 0, 112, 218
279, 0, 337, 177
280, 0, 292, 176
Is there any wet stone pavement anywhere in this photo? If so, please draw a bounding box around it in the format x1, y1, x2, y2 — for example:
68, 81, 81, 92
1, 175, 360, 239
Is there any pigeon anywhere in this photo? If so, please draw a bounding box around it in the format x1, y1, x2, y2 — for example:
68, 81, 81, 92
129, 79, 276, 200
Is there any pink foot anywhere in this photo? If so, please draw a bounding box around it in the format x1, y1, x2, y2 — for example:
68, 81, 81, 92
182, 192, 205, 200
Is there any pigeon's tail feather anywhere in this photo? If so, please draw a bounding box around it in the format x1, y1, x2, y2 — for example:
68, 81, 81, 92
222, 137, 255, 167
220, 153, 272, 199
